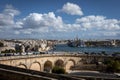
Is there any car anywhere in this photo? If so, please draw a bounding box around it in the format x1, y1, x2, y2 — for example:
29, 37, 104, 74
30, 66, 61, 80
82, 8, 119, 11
114, 73, 120, 77
4, 53, 13, 56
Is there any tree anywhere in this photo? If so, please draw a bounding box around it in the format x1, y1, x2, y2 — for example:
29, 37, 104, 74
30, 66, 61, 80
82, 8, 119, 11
112, 52, 120, 56
0, 42, 4, 47
105, 59, 120, 73
1, 49, 15, 53
52, 66, 66, 74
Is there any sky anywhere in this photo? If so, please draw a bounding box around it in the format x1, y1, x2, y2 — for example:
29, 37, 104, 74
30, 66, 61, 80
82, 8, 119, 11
0, 0, 120, 40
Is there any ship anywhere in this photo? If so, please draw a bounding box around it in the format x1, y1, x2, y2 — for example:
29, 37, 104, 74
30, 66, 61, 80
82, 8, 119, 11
67, 38, 86, 47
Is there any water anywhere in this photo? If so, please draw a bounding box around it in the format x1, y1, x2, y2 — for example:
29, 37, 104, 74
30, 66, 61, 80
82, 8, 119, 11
52, 44, 120, 54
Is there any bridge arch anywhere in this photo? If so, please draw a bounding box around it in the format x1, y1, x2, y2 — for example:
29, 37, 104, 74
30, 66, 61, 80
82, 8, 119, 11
44, 60, 52, 72
30, 61, 41, 71
65, 59, 75, 71
17, 63, 27, 69
55, 59, 64, 67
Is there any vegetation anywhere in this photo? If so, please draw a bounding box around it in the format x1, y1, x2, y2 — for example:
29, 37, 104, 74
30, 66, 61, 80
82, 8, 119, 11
112, 52, 120, 56
114, 52, 120, 54
52, 66, 66, 74
1, 49, 22, 54
15, 50, 22, 53
1, 49, 15, 53
0, 42, 4, 47
104, 59, 120, 73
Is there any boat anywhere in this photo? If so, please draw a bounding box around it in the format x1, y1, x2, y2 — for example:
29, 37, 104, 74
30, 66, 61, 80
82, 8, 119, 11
67, 38, 86, 47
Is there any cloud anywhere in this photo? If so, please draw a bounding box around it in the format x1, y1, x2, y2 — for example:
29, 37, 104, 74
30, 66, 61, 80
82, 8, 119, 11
0, 13, 14, 26
76, 15, 120, 31
102, 32, 118, 36
58, 2, 83, 16
3, 4, 20, 17
0, 4, 120, 39
22, 12, 63, 28
0, 4, 20, 28
0, 4, 22, 38
17, 12, 67, 34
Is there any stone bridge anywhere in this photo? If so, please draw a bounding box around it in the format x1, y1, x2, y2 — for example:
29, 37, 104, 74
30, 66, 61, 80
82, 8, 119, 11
0, 53, 111, 72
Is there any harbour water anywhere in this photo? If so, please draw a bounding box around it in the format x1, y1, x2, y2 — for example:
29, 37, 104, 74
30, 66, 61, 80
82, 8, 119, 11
52, 44, 120, 54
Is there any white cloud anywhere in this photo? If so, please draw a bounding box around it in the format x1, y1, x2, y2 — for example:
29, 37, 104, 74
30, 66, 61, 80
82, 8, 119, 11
58, 2, 83, 16
0, 4, 20, 27
102, 31, 119, 37
0, 13, 14, 26
0, 4, 120, 39
76, 15, 120, 31
18, 12, 67, 34
0, 4, 22, 38
3, 4, 20, 17
14, 31, 20, 34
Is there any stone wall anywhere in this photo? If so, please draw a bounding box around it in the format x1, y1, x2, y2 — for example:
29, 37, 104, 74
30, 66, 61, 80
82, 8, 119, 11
0, 64, 84, 80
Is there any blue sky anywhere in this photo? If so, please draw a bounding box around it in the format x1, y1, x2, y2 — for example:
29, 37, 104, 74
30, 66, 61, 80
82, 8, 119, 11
0, 0, 120, 39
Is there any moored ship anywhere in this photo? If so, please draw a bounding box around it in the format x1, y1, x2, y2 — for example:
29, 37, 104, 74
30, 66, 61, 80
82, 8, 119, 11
67, 38, 86, 47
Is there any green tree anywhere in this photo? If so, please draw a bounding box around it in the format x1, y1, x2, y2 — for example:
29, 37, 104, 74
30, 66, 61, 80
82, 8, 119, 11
52, 66, 66, 74
112, 52, 120, 56
1, 49, 15, 53
105, 59, 120, 73
0, 42, 4, 47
